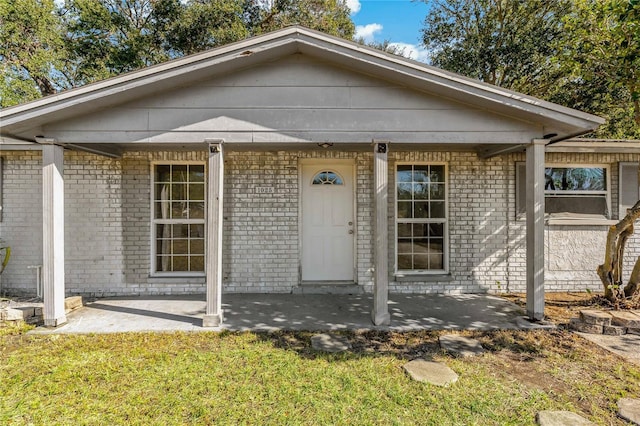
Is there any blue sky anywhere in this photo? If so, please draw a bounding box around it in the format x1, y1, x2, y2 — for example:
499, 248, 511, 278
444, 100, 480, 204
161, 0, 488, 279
347, 0, 431, 62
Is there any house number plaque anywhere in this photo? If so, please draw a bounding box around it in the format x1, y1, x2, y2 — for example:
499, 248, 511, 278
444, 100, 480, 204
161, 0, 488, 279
255, 187, 275, 194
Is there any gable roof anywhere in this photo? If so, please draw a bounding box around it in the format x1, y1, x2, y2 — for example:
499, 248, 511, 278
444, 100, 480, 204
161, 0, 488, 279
1, 26, 603, 144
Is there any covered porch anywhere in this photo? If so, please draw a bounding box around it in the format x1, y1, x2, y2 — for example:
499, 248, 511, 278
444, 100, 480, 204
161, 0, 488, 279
29, 293, 525, 334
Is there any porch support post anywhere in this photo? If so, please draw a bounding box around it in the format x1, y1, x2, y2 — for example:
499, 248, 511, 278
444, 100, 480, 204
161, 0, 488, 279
42, 144, 66, 327
372, 141, 391, 325
203, 141, 224, 327
526, 139, 547, 320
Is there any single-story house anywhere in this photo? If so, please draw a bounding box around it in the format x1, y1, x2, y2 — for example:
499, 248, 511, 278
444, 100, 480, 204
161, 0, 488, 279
1, 27, 638, 327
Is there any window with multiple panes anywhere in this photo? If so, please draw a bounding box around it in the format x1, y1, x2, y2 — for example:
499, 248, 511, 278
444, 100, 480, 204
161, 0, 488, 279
396, 164, 447, 273
516, 163, 611, 218
152, 163, 205, 274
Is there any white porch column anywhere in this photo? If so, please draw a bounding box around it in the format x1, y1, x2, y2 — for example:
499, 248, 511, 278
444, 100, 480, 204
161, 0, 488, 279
42, 144, 66, 327
526, 139, 547, 320
372, 141, 391, 325
203, 141, 224, 327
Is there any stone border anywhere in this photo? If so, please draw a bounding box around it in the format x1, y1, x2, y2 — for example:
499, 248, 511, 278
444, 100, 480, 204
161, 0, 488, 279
569, 309, 640, 335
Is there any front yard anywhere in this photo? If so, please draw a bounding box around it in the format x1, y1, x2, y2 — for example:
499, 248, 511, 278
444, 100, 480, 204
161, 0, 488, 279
1, 322, 639, 425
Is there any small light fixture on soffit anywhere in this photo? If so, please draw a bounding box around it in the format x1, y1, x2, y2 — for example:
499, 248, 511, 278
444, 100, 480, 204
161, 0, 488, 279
317, 142, 333, 149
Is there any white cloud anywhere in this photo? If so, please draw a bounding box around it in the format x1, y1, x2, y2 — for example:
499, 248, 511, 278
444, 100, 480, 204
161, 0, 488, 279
388, 42, 430, 63
345, 0, 361, 14
355, 23, 383, 43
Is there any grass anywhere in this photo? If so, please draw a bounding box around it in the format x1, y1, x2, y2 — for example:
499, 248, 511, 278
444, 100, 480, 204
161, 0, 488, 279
1, 329, 639, 425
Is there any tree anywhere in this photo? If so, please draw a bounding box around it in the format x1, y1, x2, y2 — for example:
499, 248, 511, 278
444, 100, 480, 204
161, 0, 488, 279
560, 0, 640, 138
0, 0, 66, 107
598, 200, 640, 306
420, 0, 571, 96
1, 0, 355, 108
420, 0, 640, 139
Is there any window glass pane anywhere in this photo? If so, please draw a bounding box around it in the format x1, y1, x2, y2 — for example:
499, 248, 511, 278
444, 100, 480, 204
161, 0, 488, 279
189, 202, 205, 219
155, 165, 171, 183
397, 183, 412, 200
171, 202, 187, 219
398, 223, 412, 238
429, 253, 444, 269
172, 183, 186, 200
412, 223, 428, 238
545, 167, 606, 191
414, 202, 429, 218
430, 183, 445, 200
189, 183, 205, 201
430, 201, 445, 218
413, 183, 429, 200
190, 239, 205, 255
191, 256, 205, 271
546, 196, 608, 216
398, 254, 412, 269
397, 202, 412, 218
189, 165, 205, 183
397, 166, 413, 183
173, 256, 189, 271
413, 254, 429, 269
430, 165, 445, 183
412, 239, 430, 253
172, 239, 189, 255
429, 223, 444, 237
312, 171, 343, 185
413, 166, 429, 183
157, 256, 171, 272
172, 165, 187, 181
189, 224, 205, 238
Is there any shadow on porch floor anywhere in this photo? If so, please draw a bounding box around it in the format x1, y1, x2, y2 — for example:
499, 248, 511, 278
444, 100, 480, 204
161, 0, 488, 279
29, 293, 525, 334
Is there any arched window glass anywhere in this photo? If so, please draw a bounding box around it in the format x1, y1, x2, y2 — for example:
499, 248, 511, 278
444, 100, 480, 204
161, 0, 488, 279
312, 171, 344, 185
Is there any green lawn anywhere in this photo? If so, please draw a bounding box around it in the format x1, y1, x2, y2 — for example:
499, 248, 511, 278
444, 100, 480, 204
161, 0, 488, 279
1, 328, 638, 425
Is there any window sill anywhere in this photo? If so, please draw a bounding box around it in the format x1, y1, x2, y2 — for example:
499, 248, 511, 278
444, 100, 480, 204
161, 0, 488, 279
516, 214, 616, 226
394, 273, 453, 282
149, 274, 206, 282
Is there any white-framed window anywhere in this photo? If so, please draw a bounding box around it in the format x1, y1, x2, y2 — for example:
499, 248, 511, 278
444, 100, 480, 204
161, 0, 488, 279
396, 163, 448, 274
516, 162, 611, 219
151, 163, 206, 275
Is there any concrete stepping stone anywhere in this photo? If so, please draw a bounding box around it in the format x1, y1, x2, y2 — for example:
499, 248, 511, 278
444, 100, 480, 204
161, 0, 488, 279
311, 333, 351, 353
536, 410, 595, 425
439, 334, 486, 357
618, 398, 640, 425
403, 359, 458, 386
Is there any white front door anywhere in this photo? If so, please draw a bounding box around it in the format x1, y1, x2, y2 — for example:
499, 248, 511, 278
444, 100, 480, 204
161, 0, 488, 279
301, 161, 355, 281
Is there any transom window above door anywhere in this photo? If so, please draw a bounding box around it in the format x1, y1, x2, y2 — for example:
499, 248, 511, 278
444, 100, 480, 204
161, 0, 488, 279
396, 164, 448, 274
151, 163, 205, 275
312, 170, 344, 185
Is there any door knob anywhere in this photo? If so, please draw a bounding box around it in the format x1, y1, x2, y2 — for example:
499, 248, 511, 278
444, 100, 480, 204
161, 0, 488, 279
348, 221, 353, 226
348, 230, 354, 234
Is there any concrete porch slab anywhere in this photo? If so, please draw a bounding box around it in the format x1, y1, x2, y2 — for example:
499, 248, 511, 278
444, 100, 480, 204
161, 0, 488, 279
29, 293, 524, 334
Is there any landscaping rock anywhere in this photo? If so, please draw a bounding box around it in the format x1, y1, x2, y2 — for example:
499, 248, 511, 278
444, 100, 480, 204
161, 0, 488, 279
536, 410, 595, 426
610, 311, 640, 328
311, 333, 351, 353
603, 325, 627, 336
627, 327, 640, 336
64, 296, 83, 313
403, 359, 458, 386
569, 317, 603, 334
580, 310, 612, 326
439, 334, 485, 357
3, 307, 25, 321
618, 398, 640, 425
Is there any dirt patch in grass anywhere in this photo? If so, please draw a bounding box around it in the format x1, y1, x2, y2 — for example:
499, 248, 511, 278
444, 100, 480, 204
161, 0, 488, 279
500, 292, 612, 324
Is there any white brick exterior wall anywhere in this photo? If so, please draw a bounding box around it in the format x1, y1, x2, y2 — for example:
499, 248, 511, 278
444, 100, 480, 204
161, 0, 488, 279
1, 148, 638, 297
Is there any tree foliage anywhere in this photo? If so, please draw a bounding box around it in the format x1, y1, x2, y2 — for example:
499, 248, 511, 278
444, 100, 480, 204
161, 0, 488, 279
0, 0, 354, 107
0, 0, 65, 107
421, 0, 640, 139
